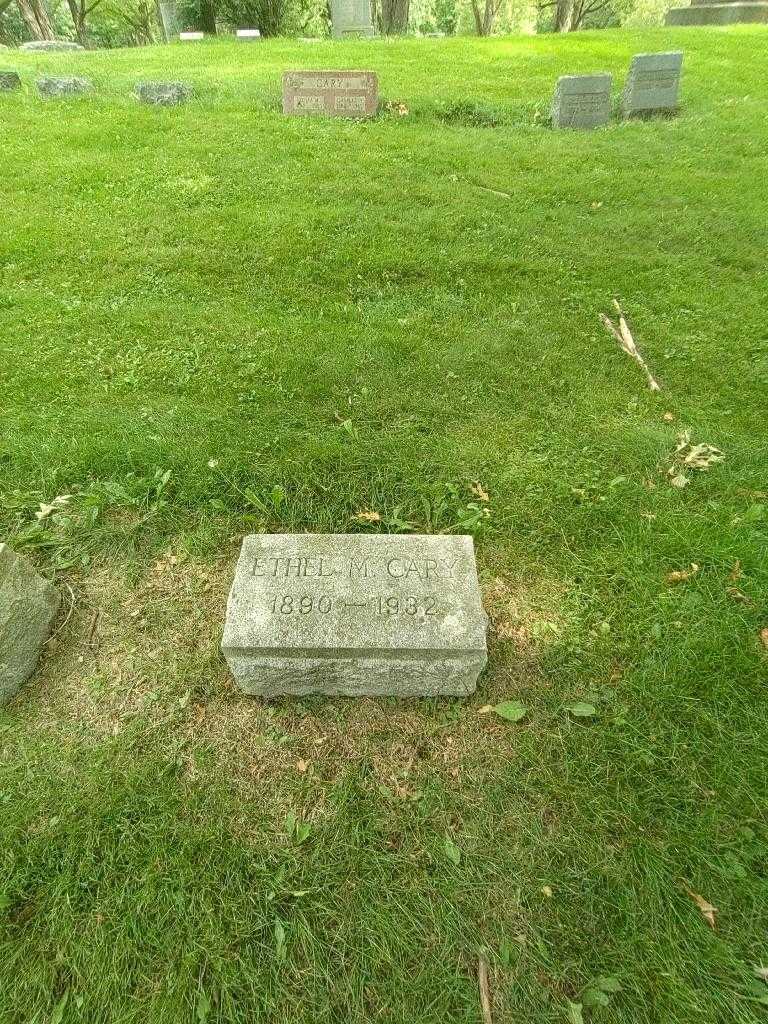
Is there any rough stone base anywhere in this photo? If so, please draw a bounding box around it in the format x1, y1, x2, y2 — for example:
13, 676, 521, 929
226, 651, 485, 698
0, 71, 21, 91
134, 80, 191, 106
37, 75, 92, 97
666, 2, 768, 21
0, 544, 60, 706
21, 40, 84, 51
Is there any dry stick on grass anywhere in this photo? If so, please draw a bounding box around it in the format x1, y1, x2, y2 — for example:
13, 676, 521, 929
478, 957, 493, 1024
600, 299, 661, 392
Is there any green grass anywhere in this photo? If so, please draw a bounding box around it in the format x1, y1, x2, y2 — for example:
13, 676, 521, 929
2, 27, 768, 1024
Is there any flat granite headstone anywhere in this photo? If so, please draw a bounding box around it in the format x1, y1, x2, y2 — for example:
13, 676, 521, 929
236, 28, 261, 39
134, 80, 191, 106
0, 544, 59, 706
666, 0, 768, 23
551, 73, 612, 130
179, 30, 204, 40
37, 75, 92, 97
222, 534, 488, 697
330, 0, 374, 37
21, 40, 84, 51
622, 52, 683, 117
282, 69, 378, 117
0, 71, 21, 91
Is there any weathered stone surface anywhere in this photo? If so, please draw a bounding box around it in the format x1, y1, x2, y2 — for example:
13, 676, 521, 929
0, 70, 21, 91
282, 69, 378, 117
37, 75, 92, 97
236, 28, 261, 38
222, 534, 488, 697
330, 0, 374, 37
21, 39, 84, 51
666, 0, 768, 22
0, 544, 59, 706
622, 51, 683, 117
551, 72, 612, 130
134, 80, 191, 106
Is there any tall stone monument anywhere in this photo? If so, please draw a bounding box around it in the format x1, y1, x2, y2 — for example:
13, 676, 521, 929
222, 534, 488, 697
666, 0, 768, 23
330, 0, 374, 38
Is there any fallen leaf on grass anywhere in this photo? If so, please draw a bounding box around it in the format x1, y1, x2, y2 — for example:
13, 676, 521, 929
471, 481, 490, 502
686, 887, 717, 929
663, 411, 675, 422
477, 704, 493, 715
492, 701, 527, 723
296, 759, 309, 773
444, 837, 461, 865
564, 701, 597, 718
754, 965, 768, 983
760, 628, 768, 650
675, 432, 725, 470
726, 587, 750, 604
730, 561, 743, 581
666, 564, 699, 584
542, 884, 554, 897
354, 509, 381, 522
668, 471, 690, 489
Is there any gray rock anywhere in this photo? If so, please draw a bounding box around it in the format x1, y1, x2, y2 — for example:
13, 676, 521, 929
222, 534, 488, 697
0, 544, 59, 706
134, 80, 192, 106
37, 75, 92, 97
0, 70, 21, 91
551, 72, 612, 130
21, 39, 84, 51
622, 52, 683, 117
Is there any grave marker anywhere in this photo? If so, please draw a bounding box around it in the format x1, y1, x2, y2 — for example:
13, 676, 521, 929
222, 534, 488, 697
21, 40, 84, 51
236, 28, 261, 39
622, 51, 683, 117
330, 0, 374, 37
134, 80, 192, 105
551, 73, 612, 130
37, 75, 92, 97
179, 30, 204, 40
282, 69, 378, 117
0, 71, 21, 91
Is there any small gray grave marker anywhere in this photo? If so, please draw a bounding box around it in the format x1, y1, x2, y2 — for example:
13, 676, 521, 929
330, 0, 374, 37
37, 75, 92, 97
622, 51, 683, 117
282, 69, 378, 117
134, 80, 191, 106
222, 534, 488, 697
0, 70, 21, 91
1, 544, 60, 706
21, 39, 84, 51
179, 30, 204, 40
551, 73, 612, 130
236, 28, 261, 39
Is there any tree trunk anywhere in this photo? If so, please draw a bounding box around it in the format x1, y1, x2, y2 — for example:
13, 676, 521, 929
66, 0, 88, 43
16, 0, 55, 38
199, 0, 216, 32
378, 0, 408, 32
471, 0, 496, 34
554, 0, 573, 30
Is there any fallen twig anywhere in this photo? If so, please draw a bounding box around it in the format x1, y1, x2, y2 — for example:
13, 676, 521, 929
478, 957, 493, 1024
43, 580, 76, 646
600, 299, 661, 392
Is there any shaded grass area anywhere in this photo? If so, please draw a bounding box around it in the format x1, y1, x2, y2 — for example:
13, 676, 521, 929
1, 27, 768, 1024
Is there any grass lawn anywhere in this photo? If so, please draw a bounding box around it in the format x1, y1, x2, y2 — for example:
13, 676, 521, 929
2, 26, 768, 1023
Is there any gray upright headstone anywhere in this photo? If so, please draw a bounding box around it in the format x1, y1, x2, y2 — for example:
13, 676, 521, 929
0, 544, 60, 706
37, 75, 92, 97
222, 534, 488, 697
0, 71, 22, 91
622, 52, 683, 117
551, 73, 612, 130
330, 0, 374, 37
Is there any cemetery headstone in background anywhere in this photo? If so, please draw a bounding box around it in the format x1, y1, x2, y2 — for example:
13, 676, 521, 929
37, 76, 92, 97
551, 73, 612, 129
666, 0, 768, 23
179, 31, 204, 40
0, 544, 59, 707
0, 71, 21, 91
21, 40, 84, 51
236, 28, 261, 39
622, 52, 683, 117
134, 80, 191, 105
222, 534, 488, 697
283, 69, 378, 117
330, 0, 374, 37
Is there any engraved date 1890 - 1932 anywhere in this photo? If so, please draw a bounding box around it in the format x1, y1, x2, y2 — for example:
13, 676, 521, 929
269, 595, 437, 616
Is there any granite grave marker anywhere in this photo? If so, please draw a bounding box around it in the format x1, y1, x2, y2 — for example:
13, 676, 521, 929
222, 534, 488, 697
330, 0, 374, 37
0, 70, 21, 91
622, 51, 683, 117
37, 75, 92, 97
551, 73, 612, 130
282, 69, 378, 117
